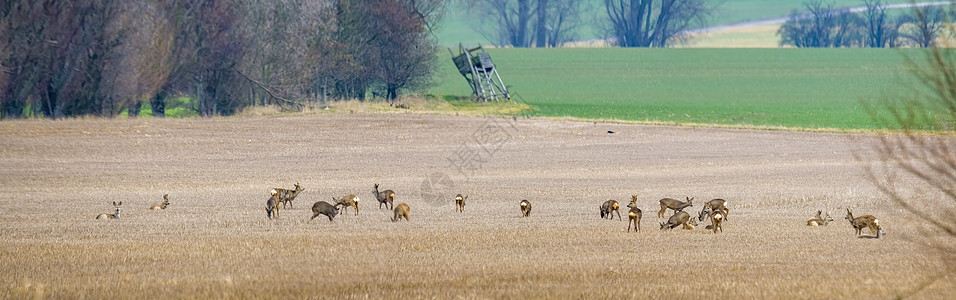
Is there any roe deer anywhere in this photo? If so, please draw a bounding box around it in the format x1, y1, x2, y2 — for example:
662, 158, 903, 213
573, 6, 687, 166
96, 201, 122, 220
627, 195, 642, 232
310, 201, 339, 222
659, 211, 696, 230
265, 195, 278, 219
520, 199, 532, 217
845, 208, 884, 238
600, 200, 622, 220
333, 195, 360, 216
697, 199, 728, 221
455, 194, 467, 212
150, 194, 170, 210
271, 182, 304, 209
374, 183, 396, 210
658, 197, 694, 218
709, 209, 724, 233
806, 210, 833, 226
393, 203, 410, 222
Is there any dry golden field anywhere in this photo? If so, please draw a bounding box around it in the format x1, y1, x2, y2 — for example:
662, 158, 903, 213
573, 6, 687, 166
1, 113, 954, 299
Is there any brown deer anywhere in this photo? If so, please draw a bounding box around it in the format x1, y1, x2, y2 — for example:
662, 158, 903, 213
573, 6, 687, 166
845, 208, 884, 238
806, 210, 833, 226
600, 200, 622, 220
96, 201, 122, 220
333, 195, 360, 216
271, 182, 304, 209
659, 211, 697, 230
658, 197, 694, 218
374, 183, 396, 210
393, 203, 410, 222
265, 195, 278, 219
697, 199, 728, 222
709, 209, 724, 233
149, 194, 170, 210
310, 201, 339, 222
626, 195, 642, 232
455, 194, 467, 212
520, 199, 532, 217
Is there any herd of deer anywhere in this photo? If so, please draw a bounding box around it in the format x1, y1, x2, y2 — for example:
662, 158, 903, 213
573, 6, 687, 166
94, 184, 886, 238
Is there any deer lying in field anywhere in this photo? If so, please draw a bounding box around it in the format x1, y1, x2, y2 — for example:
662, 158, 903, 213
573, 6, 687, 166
845, 208, 884, 238
806, 210, 833, 226
455, 194, 467, 212
333, 195, 360, 216
96, 201, 122, 220
660, 211, 697, 230
520, 199, 532, 217
627, 195, 642, 232
271, 182, 304, 209
150, 194, 170, 210
393, 203, 410, 222
658, 197, 693, 218
697, 199, 728, 222
265, 195, 278, 219
310, 201, 339, 222
374, 183, 395, 210
600, 200, 622, 220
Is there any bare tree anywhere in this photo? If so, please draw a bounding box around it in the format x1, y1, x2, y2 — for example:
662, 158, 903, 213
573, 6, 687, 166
899, 4, 945, 48
861, 0, 901, 48
778, 1, 864, 48
603, 0, 713, 47
466, 0, 583, 47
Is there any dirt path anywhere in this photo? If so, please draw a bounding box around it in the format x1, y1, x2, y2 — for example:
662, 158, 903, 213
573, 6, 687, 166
0, 113, 952, 298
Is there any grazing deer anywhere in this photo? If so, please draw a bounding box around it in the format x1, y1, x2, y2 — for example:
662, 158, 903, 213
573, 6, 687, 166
310, 201, 339, 222
374, 183, 396, 210
806, 210, 833, 226
455, 194, 467, 212
600, 200, 622, 220
845, 208, 884, 238
265, 195, 278, 219
520, 199, 532, 217
150, 194, 170, 210
393, 203, 410, 222
333, 195, 360, 216
658, 197, 694, 218
627, 195, 642, 232
659, 211, 696, 231
271, 182, 305, 209
697, 199, 728, 221
96, 201, 122, 220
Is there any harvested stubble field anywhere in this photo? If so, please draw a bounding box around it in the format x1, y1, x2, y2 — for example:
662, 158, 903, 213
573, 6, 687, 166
1, 113, 953, 299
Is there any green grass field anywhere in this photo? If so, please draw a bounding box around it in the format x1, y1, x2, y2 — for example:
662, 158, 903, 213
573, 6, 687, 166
429, 48, 922, 130
437, 0, 931, 47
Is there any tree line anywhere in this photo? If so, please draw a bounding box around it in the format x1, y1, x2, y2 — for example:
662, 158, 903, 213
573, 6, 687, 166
779, 0, 953, 48
0, 0, 443, 119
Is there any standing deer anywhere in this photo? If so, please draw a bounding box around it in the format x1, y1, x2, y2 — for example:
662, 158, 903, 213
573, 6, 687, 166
697, 199, 729, 221
374, 183, 396, 210
393, 203, 410, 222
310, 201, 339, 222
659, 211, 697, 230
333, 195, 360, 216
709, 209, 724, 233
658, 197, 694, 218
520, 199, 532, 217
271, 182, 304, 209
845, 208, 884, 238
600, 200, 622, 220
96, 201, 122, 220
265, 195, 278, 219
806, 210, 834, 226
150, 194, 170, 210
627, 195, 642, 232
455, 194, 467, 212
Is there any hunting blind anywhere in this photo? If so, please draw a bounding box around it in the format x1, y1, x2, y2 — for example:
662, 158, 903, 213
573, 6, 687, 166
450, 44, 510, 101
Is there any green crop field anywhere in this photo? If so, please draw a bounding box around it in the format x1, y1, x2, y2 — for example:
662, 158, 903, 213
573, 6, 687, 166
429, 48, 924, 130
437, 0, 932, 47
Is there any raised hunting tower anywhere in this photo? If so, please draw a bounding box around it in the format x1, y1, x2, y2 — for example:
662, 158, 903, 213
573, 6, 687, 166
450, 44, 510, 101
